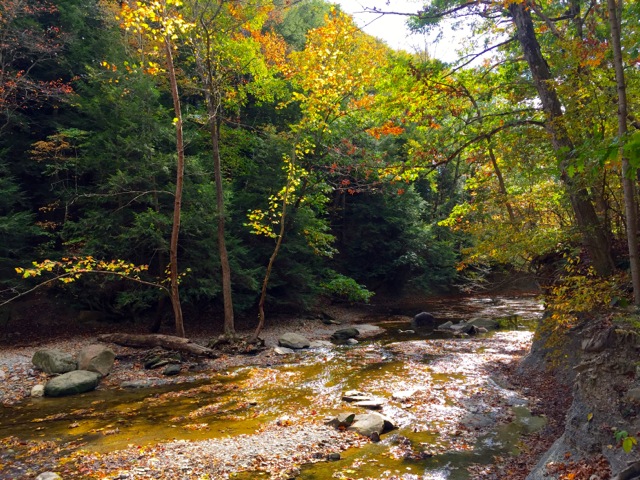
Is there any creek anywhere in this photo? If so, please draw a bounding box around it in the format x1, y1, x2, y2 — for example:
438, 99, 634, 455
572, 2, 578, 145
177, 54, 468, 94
0, 294, 545, 479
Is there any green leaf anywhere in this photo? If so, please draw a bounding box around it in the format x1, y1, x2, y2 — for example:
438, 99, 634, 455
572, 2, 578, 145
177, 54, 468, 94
622, 436, 637, 453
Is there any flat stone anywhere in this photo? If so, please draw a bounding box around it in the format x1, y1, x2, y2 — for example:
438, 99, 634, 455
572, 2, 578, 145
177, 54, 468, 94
121, 380, 153, 389
353, 400, 383, 409
342, 391, 371, 402
278, 332, 311, 349
467, 317, 500, 329
343, 395, 371, 402
346, 338, 359, 345
392, 388, 422, 402
44, 370, 100, 397
163, 364, 181, 376
274, 346, 295, 355
309, 340, 333, 348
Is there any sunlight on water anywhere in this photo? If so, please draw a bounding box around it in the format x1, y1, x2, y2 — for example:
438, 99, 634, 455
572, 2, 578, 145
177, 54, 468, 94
0, 295, 546, 478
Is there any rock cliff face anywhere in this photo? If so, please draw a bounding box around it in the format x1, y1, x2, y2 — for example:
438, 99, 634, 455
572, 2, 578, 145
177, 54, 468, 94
522, 316, 640, 479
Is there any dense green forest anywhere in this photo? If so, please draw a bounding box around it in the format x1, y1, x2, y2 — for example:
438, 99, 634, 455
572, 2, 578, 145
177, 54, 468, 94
1, 0, 639, 337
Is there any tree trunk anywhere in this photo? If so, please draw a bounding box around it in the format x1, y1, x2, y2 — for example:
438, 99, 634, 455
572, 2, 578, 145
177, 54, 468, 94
487, 140, 515, 223
208, 106, 235, 337
509, 1, 614, 276
250, 154, 295, 343
164, 38, 186, 337
97, 333, 218, 357
607, 0, 640, 304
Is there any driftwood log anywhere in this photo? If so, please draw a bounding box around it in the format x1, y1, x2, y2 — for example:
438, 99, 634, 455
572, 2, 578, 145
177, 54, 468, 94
97, 333, 218, 358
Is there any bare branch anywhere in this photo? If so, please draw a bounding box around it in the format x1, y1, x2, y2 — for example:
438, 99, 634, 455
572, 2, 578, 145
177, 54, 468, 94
445, 37, 515, 76
0, 270, 169, 310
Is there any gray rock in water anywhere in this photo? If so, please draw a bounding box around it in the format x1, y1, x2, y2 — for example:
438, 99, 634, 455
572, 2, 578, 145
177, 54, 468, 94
309, 340, 333, 348
346, 338, 359, 345
326, 452, 341, 461
331, 328, 359, 342
274, 346, 295, 355
77, 344, 116, 377
450, 322, 480, 335
342, 390, 370, 402
30, 384, 45, 398
121, 380, 153, 389
438, 321, 453, 329
35, 473, 62, 480
411, 312, 437, 329
278, 332, 311, 349
32, 349, 77, 374
467, 317, 500, 329
392, 387, 422, 402
325, 413, 356, 428
348, 413, 396, 437
44, 370, 100, 397
163, 364, 181, 376
353, 399, 383, 409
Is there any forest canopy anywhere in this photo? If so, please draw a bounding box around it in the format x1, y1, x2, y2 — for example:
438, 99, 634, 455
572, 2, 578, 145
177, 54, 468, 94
1, 0, 639, 336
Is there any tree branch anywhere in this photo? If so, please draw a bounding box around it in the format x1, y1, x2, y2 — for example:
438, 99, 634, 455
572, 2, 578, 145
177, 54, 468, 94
0, 270, 169, 309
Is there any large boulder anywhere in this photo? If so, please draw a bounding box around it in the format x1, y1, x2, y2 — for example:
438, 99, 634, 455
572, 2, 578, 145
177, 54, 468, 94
44, 370, 100, 397
331, 328, 359, 343
411, 312, 437, 329
348, 413, 396, 437
32, 349, 77, 374
278, 332, 310, 349
77, 344, 115, 377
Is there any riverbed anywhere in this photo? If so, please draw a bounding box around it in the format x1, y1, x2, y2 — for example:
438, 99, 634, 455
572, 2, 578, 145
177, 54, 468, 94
0, 294, 544, 479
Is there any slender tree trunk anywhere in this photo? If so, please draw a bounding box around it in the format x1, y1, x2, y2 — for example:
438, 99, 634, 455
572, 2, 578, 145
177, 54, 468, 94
509, 1, 614, 276
607, 0, 640, 304
486, 140, 516, 224
164, 38, 185, 337
208, 107, 235, 336
250, 155, 295, 343
192, 8, 236, 337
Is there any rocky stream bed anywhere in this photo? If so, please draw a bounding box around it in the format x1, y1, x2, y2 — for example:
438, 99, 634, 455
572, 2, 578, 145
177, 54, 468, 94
0, 295, 553, 479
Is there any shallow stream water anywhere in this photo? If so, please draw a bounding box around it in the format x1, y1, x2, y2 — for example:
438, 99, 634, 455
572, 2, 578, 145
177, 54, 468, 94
0, 294, 545, 479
